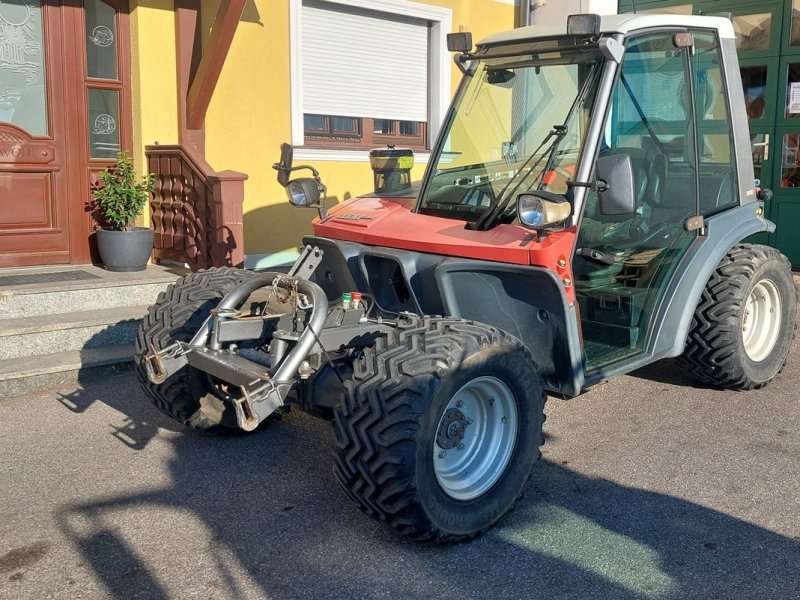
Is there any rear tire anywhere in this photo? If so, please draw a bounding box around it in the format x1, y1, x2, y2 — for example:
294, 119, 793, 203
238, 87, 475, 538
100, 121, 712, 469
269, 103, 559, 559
332, 316, 545, 543
134, 267, 257, 433
678, 244, 796, 390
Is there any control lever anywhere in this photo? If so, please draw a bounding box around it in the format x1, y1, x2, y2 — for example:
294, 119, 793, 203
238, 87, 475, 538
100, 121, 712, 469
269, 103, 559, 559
576, 248, 615, 266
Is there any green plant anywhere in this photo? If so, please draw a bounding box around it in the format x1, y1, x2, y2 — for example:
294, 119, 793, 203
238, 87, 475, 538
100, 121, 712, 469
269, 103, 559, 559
91, 151, 155, 231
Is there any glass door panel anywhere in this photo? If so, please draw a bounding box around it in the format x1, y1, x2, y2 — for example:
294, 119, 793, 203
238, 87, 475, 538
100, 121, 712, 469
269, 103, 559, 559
696, 3, 781, 60
739, 58, 778, 124
786, 0, 800, 50
85, 0, 118, 80
87, 88, 120, 158
83, 0, 122, 161
575, 32, 699, 372
772, 58, 800, 127
0, 0, 47, 136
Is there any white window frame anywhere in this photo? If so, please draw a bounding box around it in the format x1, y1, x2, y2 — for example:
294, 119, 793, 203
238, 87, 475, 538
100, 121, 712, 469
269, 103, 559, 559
289, 0, 452, 162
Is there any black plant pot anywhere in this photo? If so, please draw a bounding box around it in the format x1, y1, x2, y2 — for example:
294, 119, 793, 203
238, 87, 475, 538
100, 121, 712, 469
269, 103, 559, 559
96, 227, 154, 272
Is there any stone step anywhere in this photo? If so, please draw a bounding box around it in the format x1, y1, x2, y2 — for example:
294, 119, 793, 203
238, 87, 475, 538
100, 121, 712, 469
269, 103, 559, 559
0, 345, 134, 397
0, 264, 184, 319
0, 305, 149, 360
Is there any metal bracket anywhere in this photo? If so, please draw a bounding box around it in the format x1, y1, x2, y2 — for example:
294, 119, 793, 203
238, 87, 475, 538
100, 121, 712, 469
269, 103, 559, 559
233, 380, 293, 431
288, 245, 324, 279
599, 37, 624, 64
143, 342, 189, 384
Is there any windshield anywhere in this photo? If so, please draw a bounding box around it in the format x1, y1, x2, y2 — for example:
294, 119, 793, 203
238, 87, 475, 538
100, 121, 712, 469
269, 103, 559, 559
417, 49, 603, 223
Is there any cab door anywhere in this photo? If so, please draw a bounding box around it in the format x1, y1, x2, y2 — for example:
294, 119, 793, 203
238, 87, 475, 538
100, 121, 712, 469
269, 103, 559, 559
574, 30, 739, 374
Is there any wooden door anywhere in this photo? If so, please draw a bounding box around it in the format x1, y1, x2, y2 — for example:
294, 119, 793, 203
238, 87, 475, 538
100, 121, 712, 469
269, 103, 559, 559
0, 1, 72, 267
65, 0, 133, 264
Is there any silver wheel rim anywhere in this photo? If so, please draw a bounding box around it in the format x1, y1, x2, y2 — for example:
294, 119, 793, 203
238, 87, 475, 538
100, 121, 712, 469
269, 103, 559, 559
433, 376, 518, 501
742, 278, 782, 362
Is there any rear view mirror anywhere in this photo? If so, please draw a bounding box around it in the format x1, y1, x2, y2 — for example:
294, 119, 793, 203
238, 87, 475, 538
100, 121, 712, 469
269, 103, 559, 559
596, 153, 636, 216
274, 143, 294, 187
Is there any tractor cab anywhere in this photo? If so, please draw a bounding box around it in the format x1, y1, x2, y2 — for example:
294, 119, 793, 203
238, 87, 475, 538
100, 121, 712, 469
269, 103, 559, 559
282, 13, 764, 382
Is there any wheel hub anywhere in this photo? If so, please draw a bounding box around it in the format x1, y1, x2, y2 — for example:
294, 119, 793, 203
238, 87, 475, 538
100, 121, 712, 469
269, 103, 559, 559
742, 278, 782, 362
436, 408, 469, 449
433, 376, 519, 501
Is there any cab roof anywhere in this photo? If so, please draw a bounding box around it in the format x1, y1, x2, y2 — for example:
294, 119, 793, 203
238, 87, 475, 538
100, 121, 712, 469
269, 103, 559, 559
478, 13, 735, 47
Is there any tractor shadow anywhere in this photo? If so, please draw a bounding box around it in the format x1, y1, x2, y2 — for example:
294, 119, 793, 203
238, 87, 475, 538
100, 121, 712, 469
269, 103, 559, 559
628, 358, 715, 389
55, 371, 800, 600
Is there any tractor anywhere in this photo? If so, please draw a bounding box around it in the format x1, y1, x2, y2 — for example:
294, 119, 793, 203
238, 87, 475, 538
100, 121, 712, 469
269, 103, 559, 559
136, 13, 796, 543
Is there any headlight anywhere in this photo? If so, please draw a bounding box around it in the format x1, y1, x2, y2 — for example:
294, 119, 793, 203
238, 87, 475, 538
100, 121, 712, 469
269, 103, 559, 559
516, 193, 571, 230
285, 178, 321, 208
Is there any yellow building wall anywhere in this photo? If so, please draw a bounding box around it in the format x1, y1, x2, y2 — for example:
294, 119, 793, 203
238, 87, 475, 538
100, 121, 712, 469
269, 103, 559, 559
129, 0, 180, 226
201, 0, 517, 260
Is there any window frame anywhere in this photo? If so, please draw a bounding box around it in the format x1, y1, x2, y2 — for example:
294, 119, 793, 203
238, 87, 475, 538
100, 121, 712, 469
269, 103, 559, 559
303, 114, 427, 149
289, 0, 452, 161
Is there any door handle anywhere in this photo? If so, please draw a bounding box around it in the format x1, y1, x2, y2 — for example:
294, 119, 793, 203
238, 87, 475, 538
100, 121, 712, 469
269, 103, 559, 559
753, 134, 769, 161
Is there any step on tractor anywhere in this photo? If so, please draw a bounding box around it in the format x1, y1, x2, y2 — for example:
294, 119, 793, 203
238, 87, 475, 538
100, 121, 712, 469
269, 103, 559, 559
136, 13, 797, 543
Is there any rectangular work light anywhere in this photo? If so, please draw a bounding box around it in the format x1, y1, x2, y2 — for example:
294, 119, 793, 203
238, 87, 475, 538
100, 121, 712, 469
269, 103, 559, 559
567, 13, 601, 36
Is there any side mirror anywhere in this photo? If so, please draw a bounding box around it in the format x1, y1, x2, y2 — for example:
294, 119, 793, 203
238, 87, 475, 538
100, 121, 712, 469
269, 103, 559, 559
286, 178, 322, 208
596, 153, 636, 216
274, 143, 294, 187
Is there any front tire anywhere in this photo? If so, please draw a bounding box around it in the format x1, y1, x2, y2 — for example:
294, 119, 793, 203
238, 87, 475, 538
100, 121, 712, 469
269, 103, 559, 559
678, 244, 796, 390
134, 267, 257, 433
332, 316, 545, 543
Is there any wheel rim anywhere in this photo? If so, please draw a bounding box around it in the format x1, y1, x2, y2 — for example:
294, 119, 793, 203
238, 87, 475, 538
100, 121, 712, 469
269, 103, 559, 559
433, 376, 518, 501
742, 278, 782, 362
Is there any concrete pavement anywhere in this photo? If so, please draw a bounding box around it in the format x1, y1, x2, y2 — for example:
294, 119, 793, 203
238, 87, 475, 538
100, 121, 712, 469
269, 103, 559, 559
0, 349, 798, 599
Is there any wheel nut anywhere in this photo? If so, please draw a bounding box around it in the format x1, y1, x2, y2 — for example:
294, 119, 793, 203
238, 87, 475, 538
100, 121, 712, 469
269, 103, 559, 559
455, 400, 463, 408
502, 416, 508, 424
456, 443, 464, 451
438, 450, 446, 459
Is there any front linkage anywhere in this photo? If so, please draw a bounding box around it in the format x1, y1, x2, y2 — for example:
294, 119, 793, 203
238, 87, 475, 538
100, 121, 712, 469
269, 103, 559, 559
141, 245, 393, 431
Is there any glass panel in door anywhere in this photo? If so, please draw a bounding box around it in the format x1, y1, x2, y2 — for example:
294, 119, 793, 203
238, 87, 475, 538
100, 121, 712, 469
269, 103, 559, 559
0, 0, 47, 135
85, 0, 118, 80
88, 88, 120, 158
574, 32, 699, 372
697, 3, 781, 59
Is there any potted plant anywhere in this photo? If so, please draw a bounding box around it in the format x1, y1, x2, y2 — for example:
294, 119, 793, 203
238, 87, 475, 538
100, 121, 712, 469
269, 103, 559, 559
91, 151, 155, 272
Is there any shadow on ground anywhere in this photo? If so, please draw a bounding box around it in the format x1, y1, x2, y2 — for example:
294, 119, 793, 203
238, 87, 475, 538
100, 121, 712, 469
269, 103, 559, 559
52, 369, 800, 600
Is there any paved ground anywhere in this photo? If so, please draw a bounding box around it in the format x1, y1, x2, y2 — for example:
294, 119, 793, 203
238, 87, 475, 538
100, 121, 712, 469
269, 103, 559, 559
1, 348, 799, 599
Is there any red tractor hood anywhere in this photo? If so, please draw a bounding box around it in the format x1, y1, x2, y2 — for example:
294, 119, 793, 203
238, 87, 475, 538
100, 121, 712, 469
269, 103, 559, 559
312, 196, 576, 301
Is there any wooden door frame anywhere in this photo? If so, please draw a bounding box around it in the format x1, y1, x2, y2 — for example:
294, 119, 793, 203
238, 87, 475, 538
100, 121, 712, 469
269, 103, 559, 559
63, 0, 133, 264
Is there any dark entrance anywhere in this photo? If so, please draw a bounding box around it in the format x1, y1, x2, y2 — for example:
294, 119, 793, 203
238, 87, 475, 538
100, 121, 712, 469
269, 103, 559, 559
0, 0, 131, 268
620, 0, 800, 265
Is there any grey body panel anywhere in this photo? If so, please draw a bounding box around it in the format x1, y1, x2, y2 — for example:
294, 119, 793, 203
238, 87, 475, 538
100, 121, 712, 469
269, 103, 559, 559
303, 235, 582, 396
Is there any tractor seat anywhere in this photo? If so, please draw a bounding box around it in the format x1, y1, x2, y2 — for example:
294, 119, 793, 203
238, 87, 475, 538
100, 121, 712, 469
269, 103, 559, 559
575, 148, 666, 289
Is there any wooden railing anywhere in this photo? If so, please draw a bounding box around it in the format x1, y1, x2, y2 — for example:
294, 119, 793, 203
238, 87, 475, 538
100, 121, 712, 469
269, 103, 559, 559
146, 144, 247, 270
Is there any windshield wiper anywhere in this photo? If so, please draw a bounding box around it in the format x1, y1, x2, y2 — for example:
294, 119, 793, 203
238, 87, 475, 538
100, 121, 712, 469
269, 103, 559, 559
467, 127, 567, 231
468, 62, 599, 232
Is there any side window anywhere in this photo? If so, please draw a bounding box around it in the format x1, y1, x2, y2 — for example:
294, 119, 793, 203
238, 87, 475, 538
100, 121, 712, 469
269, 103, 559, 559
694, 31, 739, 214
606, 32, 698, 218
